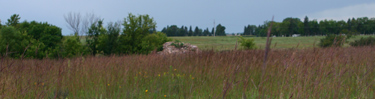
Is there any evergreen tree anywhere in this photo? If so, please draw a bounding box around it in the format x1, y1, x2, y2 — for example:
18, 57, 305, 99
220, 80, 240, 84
188, 26, 193, 36
194, 26, 200, 36
304, 16, 310, 36
184, 26, 188, 36
203, 28, 210, 36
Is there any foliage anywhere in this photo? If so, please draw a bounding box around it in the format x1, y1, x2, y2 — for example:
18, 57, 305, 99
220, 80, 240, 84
350, 36, 375, 47
142, 32, 172, 51
86, 20, 106, 55
0, 26, 28, 57
6, 14, 20, 27
19, 21, 63, 50
170, 40, 184, 48
0, 19, 3, 29
243, 25, 256, 35
238, 36, 256, 50
62, 36, 86, 58
97, 22, 120, 55
242, 16, 375, 37
118, 13, 156, 54
215, 24, 226, 36
0, 14, 64, 59
319, 34, 346, 48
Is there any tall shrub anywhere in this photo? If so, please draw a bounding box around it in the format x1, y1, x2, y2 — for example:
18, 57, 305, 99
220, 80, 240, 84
238, 36, 256, 50
319, 34, 346, 48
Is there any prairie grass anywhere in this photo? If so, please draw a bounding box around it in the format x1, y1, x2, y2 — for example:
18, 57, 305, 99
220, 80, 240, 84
1, 47, 375, 98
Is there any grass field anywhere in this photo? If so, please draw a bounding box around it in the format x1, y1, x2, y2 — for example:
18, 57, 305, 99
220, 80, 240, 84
170, 35, 373, 50
2, 47, 375, 98
2, 35, 375, 98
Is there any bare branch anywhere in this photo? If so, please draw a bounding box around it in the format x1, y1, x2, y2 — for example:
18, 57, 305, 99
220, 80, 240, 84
81, 13, 100, 36
64, 12, 81, 36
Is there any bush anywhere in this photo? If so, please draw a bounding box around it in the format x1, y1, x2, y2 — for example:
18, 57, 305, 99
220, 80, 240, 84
62, 36, 87, 58
238, 36, 256, 50
318, 34, 346, 48
141, 32, 172, 53
0, 26, 30, 58
170, 40, 184, 48
350, 36, 375, 47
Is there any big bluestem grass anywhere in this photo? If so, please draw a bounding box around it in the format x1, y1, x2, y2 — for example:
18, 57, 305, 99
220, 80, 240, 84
0, 47, 375, 98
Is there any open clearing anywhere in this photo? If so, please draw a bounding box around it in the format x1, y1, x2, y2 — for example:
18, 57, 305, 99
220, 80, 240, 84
170, 35, 373, 50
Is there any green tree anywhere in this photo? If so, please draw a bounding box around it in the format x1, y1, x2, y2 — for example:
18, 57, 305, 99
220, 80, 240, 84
0, 26, 29, 58
62, 36, 86, 58
194, 26, 202, 36
6, 14, 21, 28
243, 25, 256, 35
280, 17, 301, 36
303, 16, 310, 36
188, 26, 193, 36
15, 20, 63, 58
86, 20, 106, 55
309, 20, 320, 35
203, 28, 210, 36
0, 19, 2, 29
118, 13, 157, 54
98, 22, 120, 55
215, 24, 226, 36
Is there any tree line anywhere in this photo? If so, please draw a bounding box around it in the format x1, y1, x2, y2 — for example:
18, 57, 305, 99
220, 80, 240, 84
161, 24, 226, 36
161, 16, 375, 37
0, 13, 170, 59
244, 16, 375, 37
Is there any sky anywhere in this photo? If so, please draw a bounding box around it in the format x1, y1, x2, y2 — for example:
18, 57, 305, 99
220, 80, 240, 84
1, 0, 375, 35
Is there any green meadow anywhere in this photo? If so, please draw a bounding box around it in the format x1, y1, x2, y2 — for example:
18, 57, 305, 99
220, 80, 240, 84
170, 35, 373, 50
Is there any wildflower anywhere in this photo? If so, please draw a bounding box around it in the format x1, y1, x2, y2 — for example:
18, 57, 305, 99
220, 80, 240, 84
158, 74, 161, 77
41, 83, 44, 86
107, 84, 110, 86
192, 77, 195, 80
34, 82, 37, 85
145, 90, 148, 93
174, 69, 176, 71
164, 95, 167, 97
119, 86, 122, 88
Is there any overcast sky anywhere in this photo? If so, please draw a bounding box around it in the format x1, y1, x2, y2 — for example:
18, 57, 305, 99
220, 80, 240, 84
1, 0, 375, 35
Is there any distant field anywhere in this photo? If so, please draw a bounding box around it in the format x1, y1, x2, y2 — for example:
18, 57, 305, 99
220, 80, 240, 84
170, 35, 374, 51
68, 35, 374, 51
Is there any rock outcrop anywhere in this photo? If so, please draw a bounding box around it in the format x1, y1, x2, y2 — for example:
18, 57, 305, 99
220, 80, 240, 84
158, 42, 200, 55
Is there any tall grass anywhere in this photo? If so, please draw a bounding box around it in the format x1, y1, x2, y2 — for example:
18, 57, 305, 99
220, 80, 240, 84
1, 47, 375, 98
